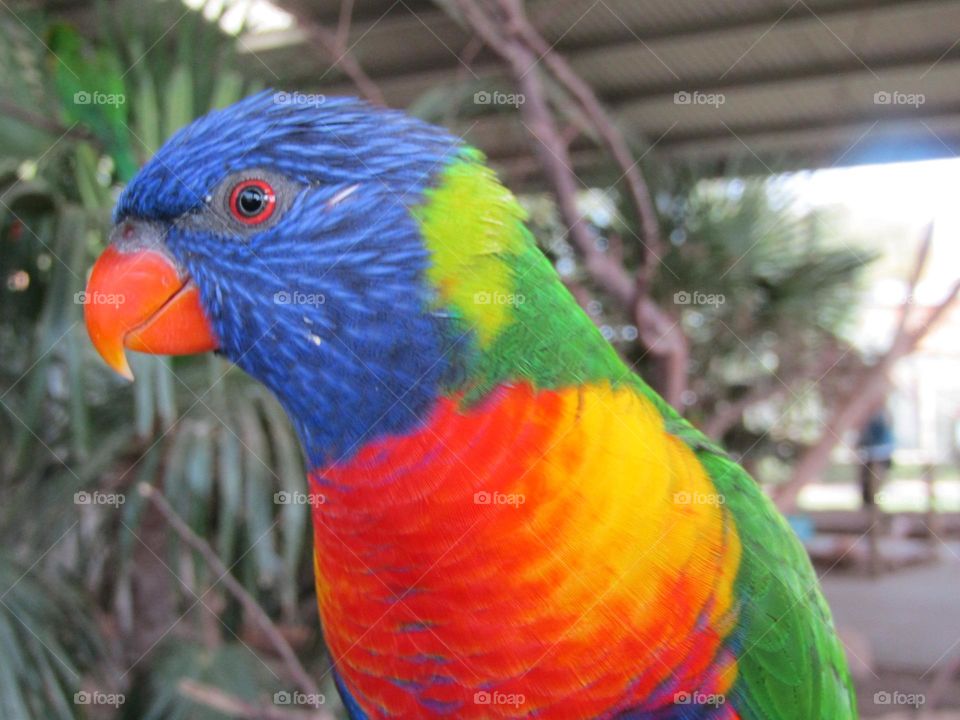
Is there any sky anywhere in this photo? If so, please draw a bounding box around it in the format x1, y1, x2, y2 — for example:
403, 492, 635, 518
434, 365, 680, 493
181, 0, 294, 34
790, 157, 960, 229
786, 158, 960, 302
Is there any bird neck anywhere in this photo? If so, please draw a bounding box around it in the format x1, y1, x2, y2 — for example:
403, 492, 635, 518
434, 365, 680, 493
271, 148, 627, 467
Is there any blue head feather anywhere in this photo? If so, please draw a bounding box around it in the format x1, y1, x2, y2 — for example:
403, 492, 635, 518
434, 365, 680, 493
115, 91, 467, 467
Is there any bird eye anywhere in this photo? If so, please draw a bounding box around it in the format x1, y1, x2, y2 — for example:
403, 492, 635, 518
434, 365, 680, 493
228, 179, 276, 225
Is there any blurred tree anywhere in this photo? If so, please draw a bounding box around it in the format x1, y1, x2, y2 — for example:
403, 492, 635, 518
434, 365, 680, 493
0, 2, 334, 718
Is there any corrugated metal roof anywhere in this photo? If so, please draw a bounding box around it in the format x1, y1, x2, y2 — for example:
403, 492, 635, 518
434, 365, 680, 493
49, 0, 960, 182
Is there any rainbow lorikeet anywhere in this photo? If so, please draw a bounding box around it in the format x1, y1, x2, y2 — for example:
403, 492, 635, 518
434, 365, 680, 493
84, 91, 856, 719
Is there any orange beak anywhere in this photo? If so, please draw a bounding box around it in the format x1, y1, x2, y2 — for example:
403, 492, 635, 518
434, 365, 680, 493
83, 221, 218, 380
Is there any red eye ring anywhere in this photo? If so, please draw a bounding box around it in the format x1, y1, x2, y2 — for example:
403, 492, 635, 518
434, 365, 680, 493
228, 179, 277, 225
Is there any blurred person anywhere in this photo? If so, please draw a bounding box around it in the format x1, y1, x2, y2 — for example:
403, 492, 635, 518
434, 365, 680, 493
857, 405, 895, 507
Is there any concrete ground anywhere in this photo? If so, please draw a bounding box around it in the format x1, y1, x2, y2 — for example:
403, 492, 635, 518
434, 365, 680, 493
819, 542, 960, 716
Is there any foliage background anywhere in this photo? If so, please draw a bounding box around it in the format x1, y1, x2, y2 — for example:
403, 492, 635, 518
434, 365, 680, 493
0, 1, 872, 717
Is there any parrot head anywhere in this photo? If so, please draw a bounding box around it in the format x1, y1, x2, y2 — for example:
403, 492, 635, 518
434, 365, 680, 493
84, 91, 469, 464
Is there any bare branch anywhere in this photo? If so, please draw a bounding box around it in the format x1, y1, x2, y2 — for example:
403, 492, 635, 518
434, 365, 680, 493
335, 0, 355, 49
0, 98, 105, 150
452, 0, 688, 405
139, 483, 321, 698
892, 221, 932, 341
306, 23, 386, 106
179, 680, 333, 720
701, 384, 788, 439
774, 227, 960, 512
926, 653, 960, 710
280, 1, 386, 106
506, 8, 664, 279
902, 276, 960, 349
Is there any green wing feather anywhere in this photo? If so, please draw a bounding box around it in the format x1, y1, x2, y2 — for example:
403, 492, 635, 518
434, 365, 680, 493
635, 384, 857, 719
701, 449, 855, 719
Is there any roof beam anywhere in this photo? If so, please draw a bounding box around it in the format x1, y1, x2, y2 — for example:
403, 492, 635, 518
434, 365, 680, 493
310, 51, 960, 128
541, 0, 937, 55
285, 0, 439, 28
643, 104, 960, 149
607, 49, 960, 108
283, 0, 940, 83
475, 100, 960, 168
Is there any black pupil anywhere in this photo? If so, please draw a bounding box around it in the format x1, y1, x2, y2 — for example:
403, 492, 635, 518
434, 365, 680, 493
237, 186, 266, 216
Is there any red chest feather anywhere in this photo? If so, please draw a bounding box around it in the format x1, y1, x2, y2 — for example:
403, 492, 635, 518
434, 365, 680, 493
309, 383, 741, 718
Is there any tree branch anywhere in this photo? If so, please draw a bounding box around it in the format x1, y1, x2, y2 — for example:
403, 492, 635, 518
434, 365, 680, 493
700, 342, 856, 440
893, 222, 933, 340
701, 384, 788, 439
0, 98, 105, 150
506, 8, 664, 279
774, 227, 960, 512
139, 483, 321, 698
281, 0, 386, 106
452, 0, 688, 405
179, 680, 333, 720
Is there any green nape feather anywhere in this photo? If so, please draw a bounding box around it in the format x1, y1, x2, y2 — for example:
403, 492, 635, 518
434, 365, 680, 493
414, 148, 626, 401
